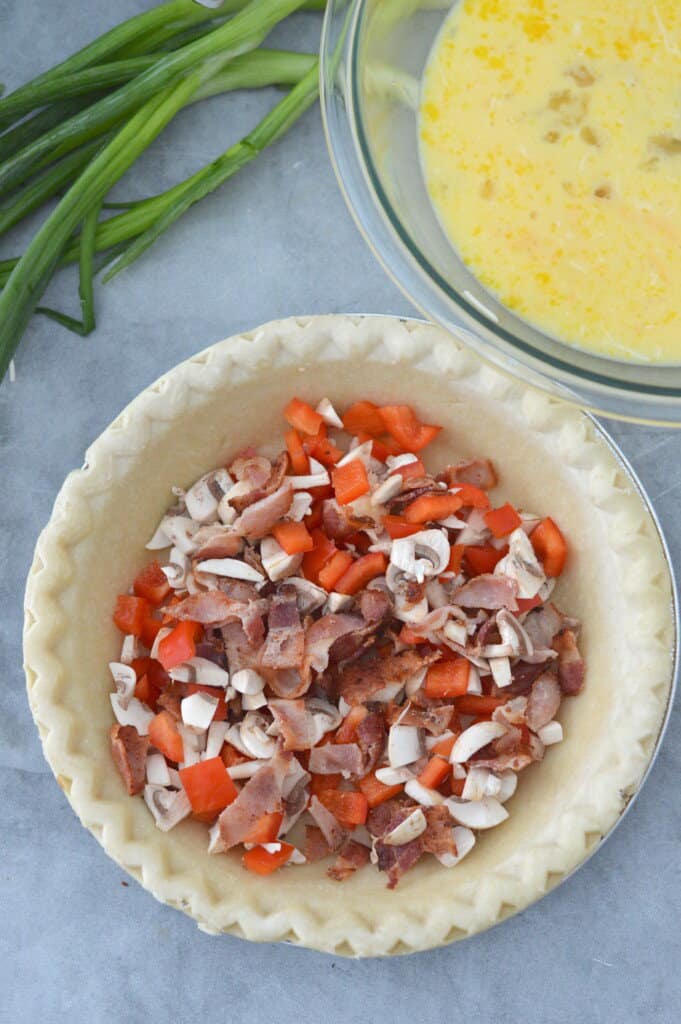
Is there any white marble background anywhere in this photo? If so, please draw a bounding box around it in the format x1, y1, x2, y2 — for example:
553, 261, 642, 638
1, 3, 679, 1021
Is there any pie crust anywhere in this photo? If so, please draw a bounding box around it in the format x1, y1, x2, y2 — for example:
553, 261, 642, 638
23, 315, 677, 956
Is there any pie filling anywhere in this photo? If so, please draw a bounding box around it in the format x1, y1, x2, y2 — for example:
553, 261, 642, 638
108, 397, 584, 886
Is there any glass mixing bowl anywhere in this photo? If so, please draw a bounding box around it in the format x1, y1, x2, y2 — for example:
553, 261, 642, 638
320, 0, 681, 425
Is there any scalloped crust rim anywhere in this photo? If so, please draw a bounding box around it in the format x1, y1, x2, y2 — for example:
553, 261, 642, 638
24, 315, 676, 957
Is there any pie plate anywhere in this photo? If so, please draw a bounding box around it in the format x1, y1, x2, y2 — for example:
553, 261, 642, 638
23, 315, 678, 956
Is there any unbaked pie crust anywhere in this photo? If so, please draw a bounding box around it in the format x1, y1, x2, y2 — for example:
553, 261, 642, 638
23, 315, 677, 956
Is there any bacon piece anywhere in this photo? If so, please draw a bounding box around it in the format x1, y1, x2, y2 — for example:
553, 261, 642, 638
217, 751, 291, 849
269, 699, 317, 751
156, 683, 185, 720
261, 589, 304, 670
443, 458, 497, 489
221, 621, 261, 674
421, 805, 458, 858
308, 795, 348, 851
192, 524, 244, 561
233, 483, 293, 541
337, 649, 440, 706
388, 480, 442, 514
356, 710, 386, 774
110, 724, 149, 795
262, 667, 310, 699
327, 839, 370, 881
454, 573, 519, 611
368, 797, 425, 888
322, 499, 356, 541
304, 824, 332, 863
385, 702, 453, 736
303, 613, 365, 674
172, 591, 268, 646
308, 743, 364, 776
230, 453, 271, 489
475, 723, 544, 772
508, 659, 553, 693
230, 452, 288, 512
553, 629, 585, 695
357, 588, 392, 624
525, 672, 562, 731
523, 603, 565, 648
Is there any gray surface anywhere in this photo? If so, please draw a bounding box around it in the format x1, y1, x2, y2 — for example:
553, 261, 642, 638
1, 2, 680, 1022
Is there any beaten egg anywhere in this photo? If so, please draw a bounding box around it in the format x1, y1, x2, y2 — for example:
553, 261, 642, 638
420, 0, 681, 363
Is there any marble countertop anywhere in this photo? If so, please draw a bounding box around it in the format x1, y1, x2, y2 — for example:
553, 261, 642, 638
1, 3, 679, 1021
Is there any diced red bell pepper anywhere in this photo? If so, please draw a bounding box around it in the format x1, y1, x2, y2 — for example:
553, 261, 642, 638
334, 551, 388, 595
301, 528, 337, 584
403, 493, 463, 524
285, 429, 309, 475
241, 810, 284, 845
342, 401, 385, 437
332, 459, 370, 505
358, 771, 404, 808
284, 397, 324, 436
390, 458, 426, 481
148, 710, 184, 764
531, 517, 567, 577
272, 520, 314, 555
464, 544, 508, 575
381, 515, 421, 539
447, 544, 465, 573
454, 694, 508, 715
484, 503, 522, 539
242, 842, 294, 875
424, 658, 470, 699
157, 620, 200, 671
453, 483, 491, 509
379, 404, 442, 452
179, 757, 238, 816
113, 595, 150, 638
132, 560, 171, 606
317, 789, 369, 827
318, 549, 353, 592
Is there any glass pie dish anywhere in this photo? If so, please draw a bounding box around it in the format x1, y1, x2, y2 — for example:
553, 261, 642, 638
23, 315, 678, 956
320, 0, 681, 425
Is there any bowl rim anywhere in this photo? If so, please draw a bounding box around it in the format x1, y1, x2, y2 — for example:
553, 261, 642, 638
319, 0, 681, 425
23, 313, 680, 956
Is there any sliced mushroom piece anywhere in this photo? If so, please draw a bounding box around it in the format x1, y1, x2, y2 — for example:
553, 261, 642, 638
146, 752, 172, 786
144, 785, 191, 831
390, 529, 450, 582
386, 453, 418, 471
217, 495, 237, 525
537, 720, 563, 745
466, 665, 482, 694
496, 770, 518, 803
238, 712, 278, 759
178, 722, 205, 767
443, 619, 467, 646
290, 457, 330, 490
404, 778, 445, 806
435, 826, 476, 867
316, 397, 344, 429
110, 694, 155, 735
337, 440, 374, 468
405, 666, 428, 697
227, 759, 269, 780
260, 536, 304, 582
162, 546, 190, 589
289, 492, 313, 522
241, 691, 268, 711
489, 656, 512, 688
150, 627, 172, 660
194, 558, 264, 584
157, 515, 200, 555
181, 692, 218, 733
184, 474, 220, 524
325, 591, 353, 613
108, 662, 136, 709
495, 527, 545, 598
306, 698, 343, 743
462, 765, 501, 801
120, 634, 143, 664
382, 808, 428, 846
371, 474, 404, 506
445, 796, 509, 829
387, 724, 425, 768
231, 668, 265, 695
203, 721, 229, 760
497, 608, 534, 658
449, 721, 507, 763
169, 657, 231, 688
374, 765, 417, 786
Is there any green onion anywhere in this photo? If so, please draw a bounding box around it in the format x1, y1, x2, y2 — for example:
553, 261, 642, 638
0, 0, 306, 197
36, 199, 101, 335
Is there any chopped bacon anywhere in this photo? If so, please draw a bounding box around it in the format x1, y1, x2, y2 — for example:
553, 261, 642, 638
356, 710, 386, 774
221, 621, 262, 674
230, 454, 272, 490
525, 672, 562, 731
262, 667, 309, 699
357, 588, 392, 624
523, 603, 565, 648
553, 629, 585, 695
261, 589, 304, 670
507, 658, 553, 693
337, 649, 440, 705
385, 702, 453, 735
422, 805, 458, 858
303, 613, 365, 674
217, 752, 291, 849
327, 839, 370, 881
156, 684, 185, 720
110, 724, 149, 795
388, 480, 441, 514
444, 458, 497, 490
269, 699, 318, 751
368, 797, 425, 888
172, 591, 268, 646
192, 525, 243, 561
322, 499, 356, 541
308, 795, 348, 851
234, 483, 294, 541
308, 742, 364, 776
454, 573, 519, 611
304, 824, 332, 863
230, 452, 288, 512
